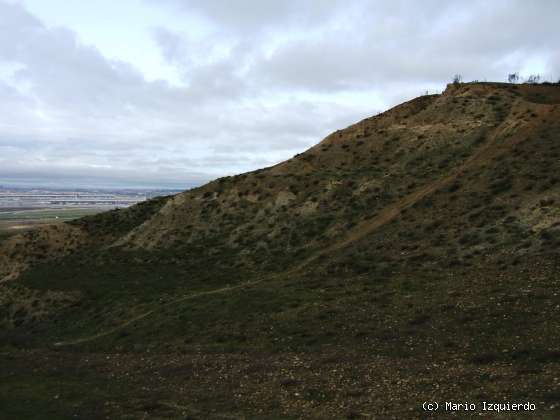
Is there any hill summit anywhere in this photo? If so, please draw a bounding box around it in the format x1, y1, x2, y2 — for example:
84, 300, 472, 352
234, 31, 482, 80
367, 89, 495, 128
1, 82, 560, 418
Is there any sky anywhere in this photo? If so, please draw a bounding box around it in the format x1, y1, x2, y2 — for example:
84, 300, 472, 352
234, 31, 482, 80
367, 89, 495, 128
0, 0, 559, 189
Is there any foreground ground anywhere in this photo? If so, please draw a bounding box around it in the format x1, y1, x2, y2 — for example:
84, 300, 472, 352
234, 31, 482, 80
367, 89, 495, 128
1, 257, 559, 419
2, 347, 559, 419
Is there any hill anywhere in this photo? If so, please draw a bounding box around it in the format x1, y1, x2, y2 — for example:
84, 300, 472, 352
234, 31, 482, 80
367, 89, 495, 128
1, 82, 560, 419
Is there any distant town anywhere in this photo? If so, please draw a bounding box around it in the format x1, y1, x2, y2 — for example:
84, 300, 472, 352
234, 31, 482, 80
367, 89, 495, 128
0, 186, 181, 210
0, 186, 182, 237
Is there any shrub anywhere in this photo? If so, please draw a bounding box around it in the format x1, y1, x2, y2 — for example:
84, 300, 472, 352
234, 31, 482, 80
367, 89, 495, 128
490, 177, 513, 194
507, 73, 519, 83
459, 232, 481, 246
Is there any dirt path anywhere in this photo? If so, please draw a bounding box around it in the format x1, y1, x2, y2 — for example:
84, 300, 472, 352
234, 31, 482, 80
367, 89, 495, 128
293, 116, 534, 269
307, 126, 506, 260
53, 279, 268, 347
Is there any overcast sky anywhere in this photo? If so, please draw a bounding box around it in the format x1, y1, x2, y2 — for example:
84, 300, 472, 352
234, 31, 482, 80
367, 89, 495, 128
0, 0, 558, 189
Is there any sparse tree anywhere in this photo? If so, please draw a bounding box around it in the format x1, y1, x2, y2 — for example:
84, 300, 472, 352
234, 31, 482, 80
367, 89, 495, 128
507, 73, 519, 83
452, 74, 462, 85
527, 74, 541, 84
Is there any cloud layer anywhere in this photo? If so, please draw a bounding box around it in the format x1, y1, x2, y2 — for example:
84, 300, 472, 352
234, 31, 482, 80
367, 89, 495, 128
1, 0, 559, 188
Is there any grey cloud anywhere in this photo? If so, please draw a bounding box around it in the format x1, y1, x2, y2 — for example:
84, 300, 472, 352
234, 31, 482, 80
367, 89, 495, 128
2, 0, 559, 189
152, 28, 185, 65
152, 0, 560, 97
251, 0, 560, 91
1, 2, 342, 188
148, 0, 345, 32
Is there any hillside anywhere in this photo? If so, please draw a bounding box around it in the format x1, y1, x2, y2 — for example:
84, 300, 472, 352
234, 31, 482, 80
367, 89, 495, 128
1, 82, 560, 419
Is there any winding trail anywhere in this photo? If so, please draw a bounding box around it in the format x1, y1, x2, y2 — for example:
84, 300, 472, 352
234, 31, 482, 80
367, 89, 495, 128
53, 280, 267, 347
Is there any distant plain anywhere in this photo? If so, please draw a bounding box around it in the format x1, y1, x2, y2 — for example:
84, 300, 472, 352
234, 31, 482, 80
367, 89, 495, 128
0, 208, 103, 242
